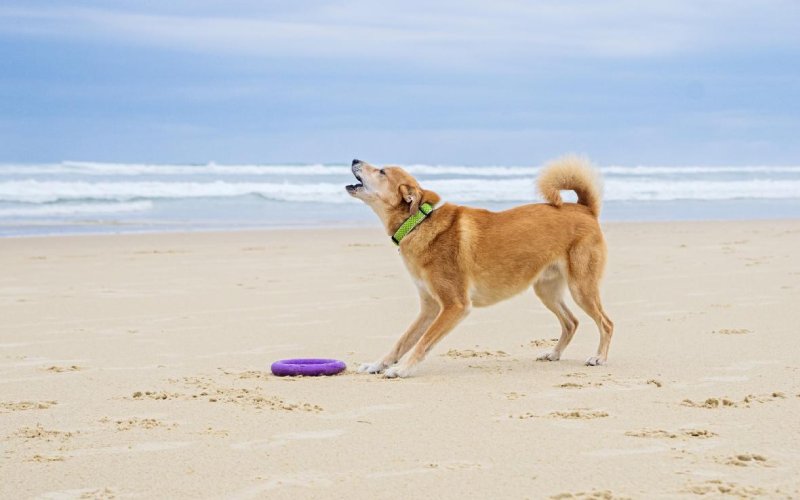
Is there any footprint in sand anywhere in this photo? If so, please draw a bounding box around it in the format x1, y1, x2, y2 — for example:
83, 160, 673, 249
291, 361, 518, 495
0, 400, 57, 412
681, 392, 786, 409
550, 490, 624, 499
99, 417, 176, 431
131, 377, 323, 412
557, 381, 605, 389
443, 349, 508, 359
712, 328, 751, 335
549, 409, 609, 420
684, 480, 767, 497
527, 338, 559, 348
681, 397, 737, 408
43, 365, 84, 373
198, 427, 230, 437
719, 453, 771, 467
182, 376, 323, 412
510, 409, 609, 420
130, 391, 183, 401
28, 454, 67, 463
13, 424, 75, 442
624, 428, 716, 439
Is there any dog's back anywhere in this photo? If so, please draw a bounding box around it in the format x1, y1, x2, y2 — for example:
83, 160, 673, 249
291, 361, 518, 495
423, 156, 605, 305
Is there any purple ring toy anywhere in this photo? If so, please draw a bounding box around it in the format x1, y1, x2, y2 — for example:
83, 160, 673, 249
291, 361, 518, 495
270, 358, 347, 377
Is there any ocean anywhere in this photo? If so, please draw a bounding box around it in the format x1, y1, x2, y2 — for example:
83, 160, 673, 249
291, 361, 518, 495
1, 161, 799, 237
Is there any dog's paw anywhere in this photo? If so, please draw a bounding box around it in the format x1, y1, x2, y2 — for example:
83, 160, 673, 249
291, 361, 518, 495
536, 350, 561, 361
383, 365, 413, 379
358, 361, 387, 374
585, 356, 606, 366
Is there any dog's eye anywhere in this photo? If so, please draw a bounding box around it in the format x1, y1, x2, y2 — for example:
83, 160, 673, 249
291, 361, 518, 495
379, 169, 386, 175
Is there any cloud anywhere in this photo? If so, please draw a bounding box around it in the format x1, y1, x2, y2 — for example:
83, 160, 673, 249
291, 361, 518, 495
1, 1, 798, 64
2, 1, 799, 164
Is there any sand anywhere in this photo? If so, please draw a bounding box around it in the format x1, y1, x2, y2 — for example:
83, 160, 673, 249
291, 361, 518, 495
1, 220, 799, 499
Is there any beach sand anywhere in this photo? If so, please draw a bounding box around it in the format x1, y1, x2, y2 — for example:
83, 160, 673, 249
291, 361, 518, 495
1, 220, 799, 499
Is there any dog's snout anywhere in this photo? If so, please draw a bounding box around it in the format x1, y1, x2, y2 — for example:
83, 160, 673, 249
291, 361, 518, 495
352, 159, 361, 167
350, 159, 363, 182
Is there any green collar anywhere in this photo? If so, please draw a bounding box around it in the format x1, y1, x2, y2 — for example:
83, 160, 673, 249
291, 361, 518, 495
391, 202, 434, 245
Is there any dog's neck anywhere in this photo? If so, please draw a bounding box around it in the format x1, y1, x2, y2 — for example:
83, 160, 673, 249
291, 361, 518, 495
389, 203, 434, 245
374, 203, 436, 243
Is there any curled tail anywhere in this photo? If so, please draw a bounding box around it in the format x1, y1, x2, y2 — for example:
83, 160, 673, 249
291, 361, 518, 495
537, 154, 603, 217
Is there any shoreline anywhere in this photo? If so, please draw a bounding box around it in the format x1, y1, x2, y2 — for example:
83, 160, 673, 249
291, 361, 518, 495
0, 220, 373, 240
2, 210, 800, 240
0, 217, 797, 242
3, 196, 800, 239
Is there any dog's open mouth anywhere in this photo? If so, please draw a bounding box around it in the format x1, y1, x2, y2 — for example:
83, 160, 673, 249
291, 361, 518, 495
345, 172, 364, 193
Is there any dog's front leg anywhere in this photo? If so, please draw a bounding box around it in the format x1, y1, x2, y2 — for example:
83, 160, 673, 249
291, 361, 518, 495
384, 300, 470, 378
358, 293, 439, 374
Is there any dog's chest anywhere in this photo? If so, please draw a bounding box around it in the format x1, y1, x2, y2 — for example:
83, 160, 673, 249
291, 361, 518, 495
469, 284, 500, 307
400, 254, 427, 290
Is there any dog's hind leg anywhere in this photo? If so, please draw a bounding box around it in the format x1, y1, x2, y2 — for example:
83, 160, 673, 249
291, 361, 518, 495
533, 271, 579, 362
567, 241, 614, 366
358, 291, 439, 374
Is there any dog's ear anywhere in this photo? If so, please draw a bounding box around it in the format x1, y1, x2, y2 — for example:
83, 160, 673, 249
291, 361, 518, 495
400, 185, 441, 214
399, 184, 421, 214
421, 189, 441, 209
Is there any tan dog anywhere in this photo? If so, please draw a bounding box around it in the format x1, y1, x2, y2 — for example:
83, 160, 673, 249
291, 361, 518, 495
346, 156, 613, 378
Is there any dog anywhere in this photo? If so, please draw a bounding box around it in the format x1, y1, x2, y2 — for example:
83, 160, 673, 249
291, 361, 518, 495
346, 155, 613, 378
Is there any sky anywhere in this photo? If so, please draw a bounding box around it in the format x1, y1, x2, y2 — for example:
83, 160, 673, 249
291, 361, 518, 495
1, 1, 799, 165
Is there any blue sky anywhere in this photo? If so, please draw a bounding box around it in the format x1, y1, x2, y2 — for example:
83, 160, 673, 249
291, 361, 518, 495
1, 1, 799, 165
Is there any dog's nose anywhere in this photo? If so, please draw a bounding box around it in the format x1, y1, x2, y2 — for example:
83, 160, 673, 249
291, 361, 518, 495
352, 159, 361, 167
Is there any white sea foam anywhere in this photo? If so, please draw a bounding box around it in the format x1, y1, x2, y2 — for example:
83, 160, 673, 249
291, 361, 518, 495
1, 178, 799, 206
428, 178, 800, 202
0, 200, 154, 217
0, 180, 347, 204
1, 163, 798, 226
0, 162, 800, 231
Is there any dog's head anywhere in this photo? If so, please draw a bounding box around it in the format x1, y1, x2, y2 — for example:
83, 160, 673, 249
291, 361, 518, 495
346, 159, 440, 226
